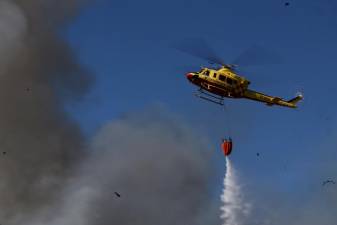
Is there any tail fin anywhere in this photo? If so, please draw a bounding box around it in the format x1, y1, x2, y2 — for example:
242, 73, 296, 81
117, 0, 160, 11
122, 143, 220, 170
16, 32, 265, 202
287, 93, 303, 106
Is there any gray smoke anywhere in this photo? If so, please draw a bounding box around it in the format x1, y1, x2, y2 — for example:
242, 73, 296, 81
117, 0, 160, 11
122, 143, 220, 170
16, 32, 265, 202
84, 110, 217, 225
27, 108, 220, 225
0, 1, 221, 224
83, 111, 216, 225
0, 0, 91, 224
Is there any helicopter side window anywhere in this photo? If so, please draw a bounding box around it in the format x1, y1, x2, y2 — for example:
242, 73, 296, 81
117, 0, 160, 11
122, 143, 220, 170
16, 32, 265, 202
226, 77, 233, 85
213, 73, 217, 78
204, 70, 210, 76
219, 75, 226, 81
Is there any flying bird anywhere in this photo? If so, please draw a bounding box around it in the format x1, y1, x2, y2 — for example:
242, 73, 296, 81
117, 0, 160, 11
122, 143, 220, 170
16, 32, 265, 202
322, 180, 335, 186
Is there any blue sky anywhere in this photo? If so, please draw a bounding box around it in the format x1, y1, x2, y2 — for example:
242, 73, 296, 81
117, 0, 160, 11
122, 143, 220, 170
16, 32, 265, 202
65, 0, 337, 203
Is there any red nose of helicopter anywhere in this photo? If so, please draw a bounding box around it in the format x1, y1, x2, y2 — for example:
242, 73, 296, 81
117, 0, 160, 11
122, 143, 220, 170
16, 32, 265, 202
186, 73, 194, 80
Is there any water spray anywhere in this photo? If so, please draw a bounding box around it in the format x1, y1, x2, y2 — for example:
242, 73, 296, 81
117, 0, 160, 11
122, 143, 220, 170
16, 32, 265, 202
220, 158, 250, 225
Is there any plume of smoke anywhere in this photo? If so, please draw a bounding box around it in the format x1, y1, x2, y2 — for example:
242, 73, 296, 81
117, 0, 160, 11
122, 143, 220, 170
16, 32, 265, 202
220, 157, 251, 225
0, 1, 220, 224
83, 110, 217, 225
0, 0, 91, 224
28, 109, 219, 225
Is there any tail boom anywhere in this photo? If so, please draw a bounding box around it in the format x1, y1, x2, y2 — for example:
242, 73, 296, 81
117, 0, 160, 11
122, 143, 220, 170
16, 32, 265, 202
243, 89, 303, 108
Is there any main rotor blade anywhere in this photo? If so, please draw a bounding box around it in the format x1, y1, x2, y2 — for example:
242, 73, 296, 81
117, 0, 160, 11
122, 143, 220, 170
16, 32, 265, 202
171, 38, 226, 66
175, 65, 201, 74
232, 44, 283, 67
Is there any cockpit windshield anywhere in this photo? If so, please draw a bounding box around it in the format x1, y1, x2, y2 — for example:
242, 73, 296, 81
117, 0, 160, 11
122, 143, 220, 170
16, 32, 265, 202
199, 68, 210, 76
199, 68, 206, 74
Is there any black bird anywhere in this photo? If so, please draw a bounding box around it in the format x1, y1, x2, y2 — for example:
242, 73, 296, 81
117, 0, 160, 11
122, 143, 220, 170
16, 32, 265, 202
322, 180, 335, 186
114, 192, 121, 197
285, 2, 290, 6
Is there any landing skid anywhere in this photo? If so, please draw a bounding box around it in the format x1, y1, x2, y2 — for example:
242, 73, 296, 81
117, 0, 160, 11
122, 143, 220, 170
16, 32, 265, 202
194, 88, 224, 105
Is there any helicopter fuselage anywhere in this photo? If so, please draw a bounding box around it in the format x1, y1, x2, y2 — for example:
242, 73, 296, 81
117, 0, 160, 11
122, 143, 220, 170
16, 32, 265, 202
186, 66, 249, 98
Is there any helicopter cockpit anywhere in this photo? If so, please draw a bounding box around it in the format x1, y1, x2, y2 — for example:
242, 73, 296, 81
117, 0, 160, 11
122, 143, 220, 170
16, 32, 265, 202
199, 68, 210, 76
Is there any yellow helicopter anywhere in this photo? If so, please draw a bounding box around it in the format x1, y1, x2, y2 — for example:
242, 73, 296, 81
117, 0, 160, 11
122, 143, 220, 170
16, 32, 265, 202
175, 39, 303, 108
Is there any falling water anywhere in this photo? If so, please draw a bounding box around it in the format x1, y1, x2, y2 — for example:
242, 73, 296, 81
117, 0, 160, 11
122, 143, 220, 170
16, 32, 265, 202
220, 157, 251, 225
